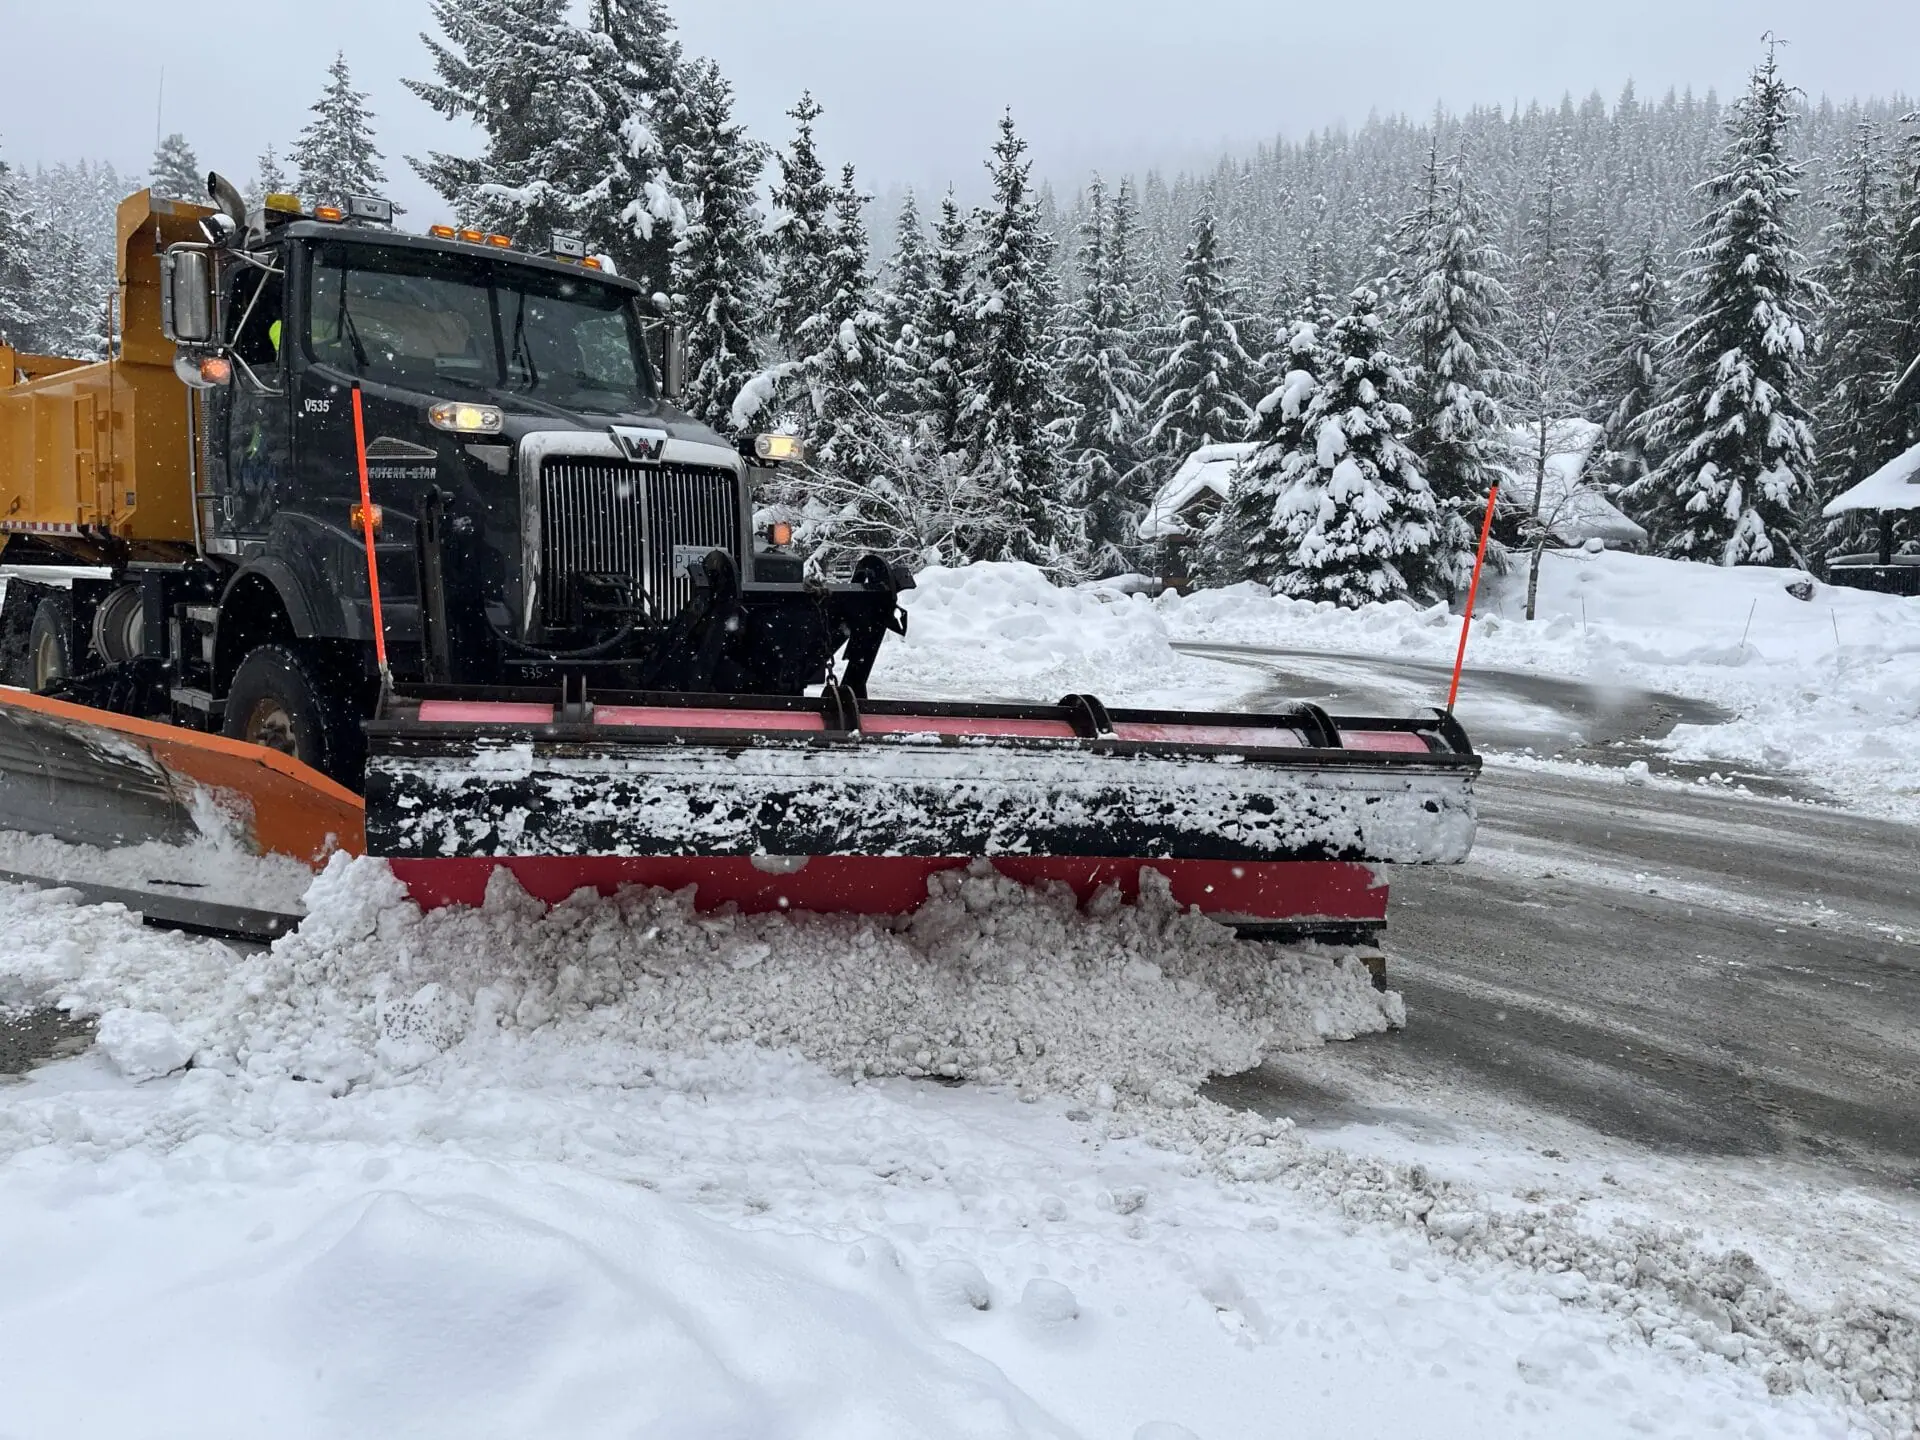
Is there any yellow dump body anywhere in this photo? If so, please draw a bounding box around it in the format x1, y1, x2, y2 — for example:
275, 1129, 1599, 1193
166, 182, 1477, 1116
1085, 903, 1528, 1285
0, 192, 212, 561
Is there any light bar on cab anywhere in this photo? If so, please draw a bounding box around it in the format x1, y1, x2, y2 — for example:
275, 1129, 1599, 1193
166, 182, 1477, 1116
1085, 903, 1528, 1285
346, 194, 394, 225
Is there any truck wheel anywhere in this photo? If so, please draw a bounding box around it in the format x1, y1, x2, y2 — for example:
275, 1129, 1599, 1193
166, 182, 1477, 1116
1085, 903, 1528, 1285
223, 644, 363, 785
29, 595, 73, 693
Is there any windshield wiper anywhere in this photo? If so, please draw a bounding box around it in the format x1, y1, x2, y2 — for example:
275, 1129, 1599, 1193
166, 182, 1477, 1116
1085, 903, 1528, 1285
333, 279, 369, 373
506, 295, 539, 392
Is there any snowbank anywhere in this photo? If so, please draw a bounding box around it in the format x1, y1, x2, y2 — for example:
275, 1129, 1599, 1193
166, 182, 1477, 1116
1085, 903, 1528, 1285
1161, 548, 1920, 815
871, 562, 1209, 705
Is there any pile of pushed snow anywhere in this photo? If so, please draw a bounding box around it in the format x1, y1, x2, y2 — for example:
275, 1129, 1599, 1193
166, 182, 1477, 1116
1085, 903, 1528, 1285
1160, 549, 1920, 814
871, 562, 1203, 705
6, 857, 1399, 1113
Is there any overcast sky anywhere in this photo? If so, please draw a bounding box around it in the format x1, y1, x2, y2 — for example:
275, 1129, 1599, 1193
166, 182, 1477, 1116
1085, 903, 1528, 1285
4, 0, 1915, 219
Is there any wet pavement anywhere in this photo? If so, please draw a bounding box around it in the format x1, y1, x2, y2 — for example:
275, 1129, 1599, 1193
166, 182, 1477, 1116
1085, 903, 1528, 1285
0, 1007, 93, 1078
1193, 645, 1920, 1192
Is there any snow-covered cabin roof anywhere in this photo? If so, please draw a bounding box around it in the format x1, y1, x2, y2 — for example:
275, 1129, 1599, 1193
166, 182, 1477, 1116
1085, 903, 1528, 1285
1496, 419, 1647, 548
1138, 443, 1257, 541
1822, 441, 1920, 516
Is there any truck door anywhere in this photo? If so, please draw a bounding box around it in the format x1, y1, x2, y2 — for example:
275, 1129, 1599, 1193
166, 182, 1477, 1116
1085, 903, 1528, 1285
206, 255, 289, 539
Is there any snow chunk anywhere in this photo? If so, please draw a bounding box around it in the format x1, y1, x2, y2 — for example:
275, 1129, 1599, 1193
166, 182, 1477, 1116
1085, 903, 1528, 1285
925, 1259, 993, 1313
95, 1008, 193, 1081
1018, 1278, 1079, 1325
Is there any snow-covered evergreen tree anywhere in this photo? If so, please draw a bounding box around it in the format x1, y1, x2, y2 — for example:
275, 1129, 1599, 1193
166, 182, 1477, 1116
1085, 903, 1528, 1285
0, 146, 35, 348
248, 145, 290, 209
969, 112, 1068, 565
1883, 114, 1920, 559
1200, 311, 1328, 588
1143, 208, 1260, 464
1572, 201, 1621, 412
1595, 235, 1671, 486
769, 93, 835, 363
410, 0, 682, 284
873, 193, 980, 460
911, 192, 980, 456
1627, 45, 1817, 566
666, 59, 766, 435
149, 132, 201, 203
1268, 289, 1438, 606
22, 221, 103, 358
1892, 114, 1920, 440
577, 0, 685, 286
1052, 176, 1151, 574
767, 168, 926, 570
408, 0, 593, 244
1809, 123, 1905, 559
293, 53, 386, 209
1, 143, 110, 359
879, 191, 931, 419
807, 165, 889, 472
1392, 154, 1512, 594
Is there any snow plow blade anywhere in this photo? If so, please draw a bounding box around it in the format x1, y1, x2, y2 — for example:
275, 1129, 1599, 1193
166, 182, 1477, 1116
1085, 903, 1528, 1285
0, 686, 364, 862
364, 688, 1479, 941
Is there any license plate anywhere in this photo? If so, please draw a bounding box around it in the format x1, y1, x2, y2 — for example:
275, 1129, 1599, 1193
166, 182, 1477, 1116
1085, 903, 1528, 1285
672, 544, 722, 576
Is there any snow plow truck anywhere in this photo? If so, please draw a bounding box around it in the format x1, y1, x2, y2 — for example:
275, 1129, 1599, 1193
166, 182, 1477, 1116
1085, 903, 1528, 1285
0, 177, 1479, 942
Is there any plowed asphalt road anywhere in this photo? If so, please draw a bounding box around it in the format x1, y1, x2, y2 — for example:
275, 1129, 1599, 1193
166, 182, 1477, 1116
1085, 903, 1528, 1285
1184, 644, 1920, 1193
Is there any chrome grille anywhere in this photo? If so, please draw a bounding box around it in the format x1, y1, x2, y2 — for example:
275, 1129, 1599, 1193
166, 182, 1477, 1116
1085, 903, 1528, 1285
644, 465, 743, 617
536, 459, 740, 628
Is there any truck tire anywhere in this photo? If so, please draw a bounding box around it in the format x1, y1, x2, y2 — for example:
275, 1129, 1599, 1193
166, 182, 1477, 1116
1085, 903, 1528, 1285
29, 594, 73, 693
222, 644, 364, 786
0, 579, 53, 687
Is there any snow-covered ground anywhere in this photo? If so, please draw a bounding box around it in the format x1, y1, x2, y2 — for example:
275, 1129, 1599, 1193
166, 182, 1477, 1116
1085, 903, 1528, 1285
1, 863, 1901, 1439
1, 552, 1916, 1438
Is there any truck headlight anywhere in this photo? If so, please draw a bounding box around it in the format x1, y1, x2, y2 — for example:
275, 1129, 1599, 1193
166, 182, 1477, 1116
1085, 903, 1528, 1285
429, 402, 504, 434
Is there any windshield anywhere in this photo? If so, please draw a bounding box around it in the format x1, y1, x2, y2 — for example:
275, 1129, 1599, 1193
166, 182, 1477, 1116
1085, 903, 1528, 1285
306, 241, 654, 412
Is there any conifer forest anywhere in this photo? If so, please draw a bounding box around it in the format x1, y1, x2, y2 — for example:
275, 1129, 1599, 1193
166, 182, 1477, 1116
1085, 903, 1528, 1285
3, 5, 1917, 603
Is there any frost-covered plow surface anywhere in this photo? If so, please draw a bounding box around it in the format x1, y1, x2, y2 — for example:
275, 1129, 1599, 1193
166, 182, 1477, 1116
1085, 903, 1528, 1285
0, 854, 1906, 1439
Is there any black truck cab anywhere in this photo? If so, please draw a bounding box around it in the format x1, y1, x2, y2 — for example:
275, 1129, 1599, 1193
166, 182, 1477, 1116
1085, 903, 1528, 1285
11, 201, 904, 786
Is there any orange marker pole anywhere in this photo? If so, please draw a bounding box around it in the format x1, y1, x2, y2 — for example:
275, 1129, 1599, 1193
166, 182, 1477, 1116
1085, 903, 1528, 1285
350, 386, 390, 683
1446, 483, 1499, 713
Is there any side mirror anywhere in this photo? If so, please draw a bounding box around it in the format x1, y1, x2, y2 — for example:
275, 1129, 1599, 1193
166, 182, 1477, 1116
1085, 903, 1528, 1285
161, 248, 215, 343
664, 322, 687, 402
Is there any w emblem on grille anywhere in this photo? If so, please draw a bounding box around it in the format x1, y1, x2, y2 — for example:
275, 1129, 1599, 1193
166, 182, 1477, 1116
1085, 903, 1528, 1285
609, 425, 670, 463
